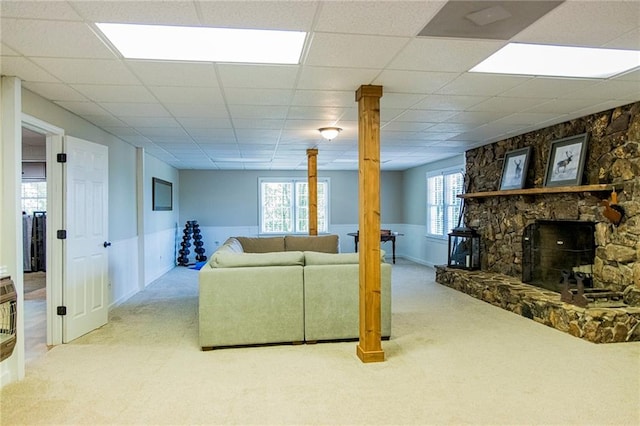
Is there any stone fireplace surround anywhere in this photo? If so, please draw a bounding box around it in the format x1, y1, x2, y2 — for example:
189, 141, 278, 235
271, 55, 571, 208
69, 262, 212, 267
435, 101, 640, 343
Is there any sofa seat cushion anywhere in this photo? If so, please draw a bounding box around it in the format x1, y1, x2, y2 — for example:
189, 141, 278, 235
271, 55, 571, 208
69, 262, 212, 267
304, 250, 386, 265
211, 251, 304, 268
284, 235, 339, 253
304, 251, 359, 265
235, 236, 285, 253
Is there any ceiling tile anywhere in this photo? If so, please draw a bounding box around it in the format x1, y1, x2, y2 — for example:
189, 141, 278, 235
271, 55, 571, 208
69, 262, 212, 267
148, 85, 224, 104
297, 66, 380, 91
436, 73, 531, 97
1, 43, 21, 56
1, 19, 114, 59
604, 28, 640, 50
523, 98, 605, 115
373, 70, 459, 94
135, 127, 190, 138
224, 88, 292, 106
513, 1, 640, 48
126, 61, 218, 87
217, 64, 299, 89
118, 116, 180, 128
388, 38, 505, 73
54, 100, 110, 116
22, 82, 86, 101
287, 106, 346, 121
99, 102, 169, 117
0, 57, 60, 83
412, 94, 487, 111
71, 0, 201, 25
499, 77, 598, 99
468, 96, 548, 113
79, 116, 128, 128
228, 105, 289, 119
31, 58, 140, 85
382, 121, 430, 132
305, 33, 409, 69
395, 109, 458, 122
445, 110, 510, 124
198, 1, 317, 31
232, 119, 285, 130
177, 117, 232, 129
291, 90, 354, 107
163, 103, 229, 119
559, 80, 640, 101
1, 1, 82, 20
315, 1, 444, 37
71, 84, 156, 103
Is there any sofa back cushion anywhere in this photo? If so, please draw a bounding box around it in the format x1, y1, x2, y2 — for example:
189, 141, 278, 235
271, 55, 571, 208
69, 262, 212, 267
211, 251, 305, 268
220, 237, 244, 253
284, 235, 339, 253
235, 236, 285, 253
304, 250, 386, 265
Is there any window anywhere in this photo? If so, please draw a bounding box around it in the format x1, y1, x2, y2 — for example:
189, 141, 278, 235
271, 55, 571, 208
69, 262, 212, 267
22, 182, 47, 215
260, 178, 329, 234
426, 170, 464, 238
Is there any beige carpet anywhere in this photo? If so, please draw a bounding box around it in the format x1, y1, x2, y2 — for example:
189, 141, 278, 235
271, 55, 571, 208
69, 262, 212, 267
2, 260, 639, 425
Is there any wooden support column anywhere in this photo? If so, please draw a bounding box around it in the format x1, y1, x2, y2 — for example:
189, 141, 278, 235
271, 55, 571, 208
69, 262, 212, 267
355, 84, 384, 363
307, 148, 318, 236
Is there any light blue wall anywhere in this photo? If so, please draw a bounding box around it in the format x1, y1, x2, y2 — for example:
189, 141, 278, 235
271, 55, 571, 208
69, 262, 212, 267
144, 153, 180, 234
178, 169, 403, 227
399, 154, 465, 266
402, 155, 465, 225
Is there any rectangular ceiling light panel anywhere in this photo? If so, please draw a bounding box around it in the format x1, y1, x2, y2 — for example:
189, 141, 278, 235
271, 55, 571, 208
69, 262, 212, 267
471, 43, 640, 78
96, 23, 306, 64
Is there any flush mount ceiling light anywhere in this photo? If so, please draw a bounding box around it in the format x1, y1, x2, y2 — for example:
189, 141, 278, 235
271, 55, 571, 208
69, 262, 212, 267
96, 23, 306, 64
318, 127, 342, 141
471, 43, 640, 78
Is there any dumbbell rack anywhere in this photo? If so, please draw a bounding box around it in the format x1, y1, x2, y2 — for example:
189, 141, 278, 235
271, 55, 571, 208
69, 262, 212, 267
177, 220, 207, 266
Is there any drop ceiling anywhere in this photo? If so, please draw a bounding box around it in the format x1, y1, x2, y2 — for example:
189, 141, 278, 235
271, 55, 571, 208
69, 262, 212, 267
1, 1, 639, 171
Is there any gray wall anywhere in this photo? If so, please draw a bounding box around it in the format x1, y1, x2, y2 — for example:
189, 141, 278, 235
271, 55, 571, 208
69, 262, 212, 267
179, 170, 403, 227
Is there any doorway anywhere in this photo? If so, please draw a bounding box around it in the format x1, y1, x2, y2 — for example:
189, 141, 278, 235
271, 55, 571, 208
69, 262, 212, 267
21, 127, 48, 363
21, 126, 49, 363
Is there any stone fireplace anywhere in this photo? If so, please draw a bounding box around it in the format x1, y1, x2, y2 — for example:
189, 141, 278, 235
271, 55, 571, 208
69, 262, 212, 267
435, 101, 640, 343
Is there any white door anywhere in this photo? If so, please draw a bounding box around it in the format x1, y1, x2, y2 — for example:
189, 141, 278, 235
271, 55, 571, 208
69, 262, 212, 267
63, 136, 109, 342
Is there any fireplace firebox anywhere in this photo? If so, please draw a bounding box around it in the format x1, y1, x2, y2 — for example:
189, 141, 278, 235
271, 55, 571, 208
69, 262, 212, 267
522, 220, 595, 293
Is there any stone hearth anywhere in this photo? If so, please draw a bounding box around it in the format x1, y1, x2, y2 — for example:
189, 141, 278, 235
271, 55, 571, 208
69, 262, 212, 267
436, 266, 640, 343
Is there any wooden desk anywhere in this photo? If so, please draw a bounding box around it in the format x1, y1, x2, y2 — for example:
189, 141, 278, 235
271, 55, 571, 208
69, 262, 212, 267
347, 231, 403, 264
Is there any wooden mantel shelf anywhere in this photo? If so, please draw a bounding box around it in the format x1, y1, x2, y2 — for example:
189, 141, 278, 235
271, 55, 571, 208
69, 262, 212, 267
459, 184, 614, 199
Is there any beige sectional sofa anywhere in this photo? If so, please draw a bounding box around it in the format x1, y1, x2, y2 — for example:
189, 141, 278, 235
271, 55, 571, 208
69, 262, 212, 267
198, 235, 391, 349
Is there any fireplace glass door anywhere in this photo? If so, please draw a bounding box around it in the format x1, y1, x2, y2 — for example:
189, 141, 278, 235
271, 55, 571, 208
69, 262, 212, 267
522, 220, 595, 292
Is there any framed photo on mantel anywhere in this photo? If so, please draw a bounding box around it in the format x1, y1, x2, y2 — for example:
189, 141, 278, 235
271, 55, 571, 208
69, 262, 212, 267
544, 133, 589, 188
499, 147, 531, 190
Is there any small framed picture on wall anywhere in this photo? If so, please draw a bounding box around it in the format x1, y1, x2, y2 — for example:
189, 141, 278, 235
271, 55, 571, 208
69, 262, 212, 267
499, 147, 531, 190
543, 133, 589, 187
152, 177, 173, 211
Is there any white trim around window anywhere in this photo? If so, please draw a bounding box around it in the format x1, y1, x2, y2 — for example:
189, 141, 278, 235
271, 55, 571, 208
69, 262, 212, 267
426, 168, 464, 239
258, 177, 330, 235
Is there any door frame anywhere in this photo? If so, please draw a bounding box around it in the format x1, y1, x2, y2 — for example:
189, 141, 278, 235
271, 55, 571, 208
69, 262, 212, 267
22, 113, 64, 346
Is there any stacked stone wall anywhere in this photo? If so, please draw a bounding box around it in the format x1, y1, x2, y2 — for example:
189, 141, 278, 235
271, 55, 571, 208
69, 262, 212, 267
464, 102, 640, 303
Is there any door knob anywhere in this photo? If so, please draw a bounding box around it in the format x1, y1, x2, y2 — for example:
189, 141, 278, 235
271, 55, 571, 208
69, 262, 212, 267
103, 241, 111, 248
